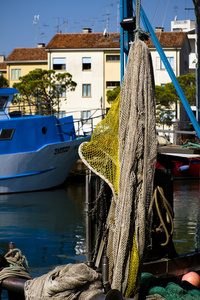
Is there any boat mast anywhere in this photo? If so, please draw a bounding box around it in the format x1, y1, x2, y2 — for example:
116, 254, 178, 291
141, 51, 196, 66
193, 0, 200, 125
120, 0, 134, 83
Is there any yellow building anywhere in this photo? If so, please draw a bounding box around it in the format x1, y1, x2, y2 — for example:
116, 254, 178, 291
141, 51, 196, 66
5, 43, 47, 87
104, 50, 121, 109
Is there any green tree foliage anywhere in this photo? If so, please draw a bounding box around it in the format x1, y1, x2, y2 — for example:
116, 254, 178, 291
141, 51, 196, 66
155, 73, 196, 127
105, 74, 195, 128
13, 69, 77, 115
0, 73, 8, 88
106, 86, 120, 103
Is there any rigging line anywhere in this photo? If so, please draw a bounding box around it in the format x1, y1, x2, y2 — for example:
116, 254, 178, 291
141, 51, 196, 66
161, 0, 170, 29
151, 0, 161, 27
158, 0, 167, 27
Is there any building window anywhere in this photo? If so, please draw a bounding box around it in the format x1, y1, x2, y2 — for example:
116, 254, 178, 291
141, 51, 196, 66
81, 110, 91, 123
11, 69, 21, 80
160, 57, 174, 70
55, 85, 66, 97
106, 81, 120, 88
82, 84, 91, 97
161, 84, 166, 87
82, 57, 91, 70
53, 58, 66, 70
106, 55, 120, 61
55, 111, 66, 118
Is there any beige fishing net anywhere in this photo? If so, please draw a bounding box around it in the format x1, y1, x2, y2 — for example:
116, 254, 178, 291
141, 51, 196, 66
24, 39, 157, 300
79, 39, 157, 298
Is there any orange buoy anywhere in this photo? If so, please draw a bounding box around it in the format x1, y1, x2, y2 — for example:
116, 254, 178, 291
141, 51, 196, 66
182, 272, 200, 288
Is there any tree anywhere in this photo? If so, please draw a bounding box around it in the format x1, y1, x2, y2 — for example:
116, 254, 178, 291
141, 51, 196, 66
106, 86, 120, 103
0, 73, 8, 88
155, 73, 196, 127
13, 69, 77, 115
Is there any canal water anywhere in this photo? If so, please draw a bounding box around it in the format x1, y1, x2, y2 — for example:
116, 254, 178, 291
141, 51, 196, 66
0, 176, 199, 298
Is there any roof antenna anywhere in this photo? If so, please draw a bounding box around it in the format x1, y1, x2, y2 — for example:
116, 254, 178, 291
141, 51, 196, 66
173, 6, 178, 21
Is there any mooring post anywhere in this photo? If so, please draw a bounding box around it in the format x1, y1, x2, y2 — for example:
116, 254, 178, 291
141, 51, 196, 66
86, 169, 93, 266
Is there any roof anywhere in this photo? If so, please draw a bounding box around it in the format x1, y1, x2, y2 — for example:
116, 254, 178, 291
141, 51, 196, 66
5, 47, 47, 62
46, 32, 120, 49
0, 62, 7, 70
146, 31, 187, 48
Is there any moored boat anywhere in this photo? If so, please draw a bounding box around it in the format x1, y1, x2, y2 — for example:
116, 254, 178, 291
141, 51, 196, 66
157, 144, 200, 179
0, 88, 91, 194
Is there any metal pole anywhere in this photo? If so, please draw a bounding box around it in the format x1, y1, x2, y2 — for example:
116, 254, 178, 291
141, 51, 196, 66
194, 0, 200, 126
85, 170, 93, 266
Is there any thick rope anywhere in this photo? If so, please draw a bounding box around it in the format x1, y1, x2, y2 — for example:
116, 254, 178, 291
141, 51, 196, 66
135, 0, 141, 41
0, 249, 32, 281
148, 187, 174, 247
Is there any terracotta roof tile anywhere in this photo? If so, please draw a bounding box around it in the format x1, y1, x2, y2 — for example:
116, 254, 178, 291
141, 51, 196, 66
5, 47, 47, 62
145, 31, 187, 48
0, 62, 7, 70
46, 33, 120, 49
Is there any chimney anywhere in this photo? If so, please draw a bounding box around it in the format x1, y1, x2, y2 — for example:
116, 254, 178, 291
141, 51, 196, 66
37, 43, 45, 48
82, 28, 92, 33
0, 55, 5, 63
155, 27, 164, 32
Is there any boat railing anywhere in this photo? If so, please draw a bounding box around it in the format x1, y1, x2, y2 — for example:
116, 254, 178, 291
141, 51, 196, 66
56, 112, 106, 138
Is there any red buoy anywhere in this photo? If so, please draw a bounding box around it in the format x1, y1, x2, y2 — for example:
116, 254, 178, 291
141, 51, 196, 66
182, 272, 200, 288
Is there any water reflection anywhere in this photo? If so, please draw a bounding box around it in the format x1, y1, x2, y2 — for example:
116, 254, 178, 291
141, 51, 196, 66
0, 181, 86, 278
173, 180, 200, 254
0, 177, 199, 286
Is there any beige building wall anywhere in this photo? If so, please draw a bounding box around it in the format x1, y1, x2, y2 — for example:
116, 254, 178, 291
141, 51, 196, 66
7, 63, 48, 87
104, 51, 121, 109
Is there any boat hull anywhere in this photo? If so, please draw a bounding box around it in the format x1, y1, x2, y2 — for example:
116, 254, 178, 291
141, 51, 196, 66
0, 137, 89, 194
173, 158, 200, 179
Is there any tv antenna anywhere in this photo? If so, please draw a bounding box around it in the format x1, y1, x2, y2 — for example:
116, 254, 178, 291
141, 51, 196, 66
173, 6, 178, 20
40, 24, 49, 44
33, 15, 40, 46
63, 19, 68, 33
104, 4, 114, 32
54, 17, 61, 33
117, 1, 120, 32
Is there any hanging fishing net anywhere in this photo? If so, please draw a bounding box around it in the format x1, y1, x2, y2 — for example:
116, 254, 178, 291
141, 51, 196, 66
79, 39, 157, 299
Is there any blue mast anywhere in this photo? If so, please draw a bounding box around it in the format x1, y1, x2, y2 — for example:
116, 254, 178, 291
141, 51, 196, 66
120, 0, 133, 83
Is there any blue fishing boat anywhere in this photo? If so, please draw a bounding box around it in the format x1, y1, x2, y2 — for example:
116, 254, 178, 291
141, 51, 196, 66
0, 88, 90, 194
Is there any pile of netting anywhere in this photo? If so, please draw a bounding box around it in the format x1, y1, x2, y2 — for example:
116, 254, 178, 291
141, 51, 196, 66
140, 273, 200, 300
79, 39, 157, 299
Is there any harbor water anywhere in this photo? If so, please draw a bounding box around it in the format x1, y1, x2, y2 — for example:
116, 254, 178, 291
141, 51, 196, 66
0, 175, 199, 298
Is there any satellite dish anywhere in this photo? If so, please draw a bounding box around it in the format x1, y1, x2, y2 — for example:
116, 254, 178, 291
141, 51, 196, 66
103, 28, 107, 36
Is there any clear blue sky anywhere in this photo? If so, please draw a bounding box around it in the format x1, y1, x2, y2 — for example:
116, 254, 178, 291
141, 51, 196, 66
0, 0, 195, 57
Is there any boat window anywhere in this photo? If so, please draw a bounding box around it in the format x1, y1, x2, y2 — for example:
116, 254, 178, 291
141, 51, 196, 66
0, 129, 15, 140
0, 96, 9, 111
42, 127, 47, 134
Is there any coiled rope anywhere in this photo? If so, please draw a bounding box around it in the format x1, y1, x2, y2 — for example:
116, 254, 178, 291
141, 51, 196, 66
0, 248, 32, 282
148, 186, 174, 247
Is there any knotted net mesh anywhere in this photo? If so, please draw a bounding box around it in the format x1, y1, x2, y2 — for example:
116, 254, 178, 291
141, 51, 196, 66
79, 39, 157, 298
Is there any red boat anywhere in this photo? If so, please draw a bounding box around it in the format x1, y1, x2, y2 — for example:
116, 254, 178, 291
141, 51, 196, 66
157, 145, 200, 179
